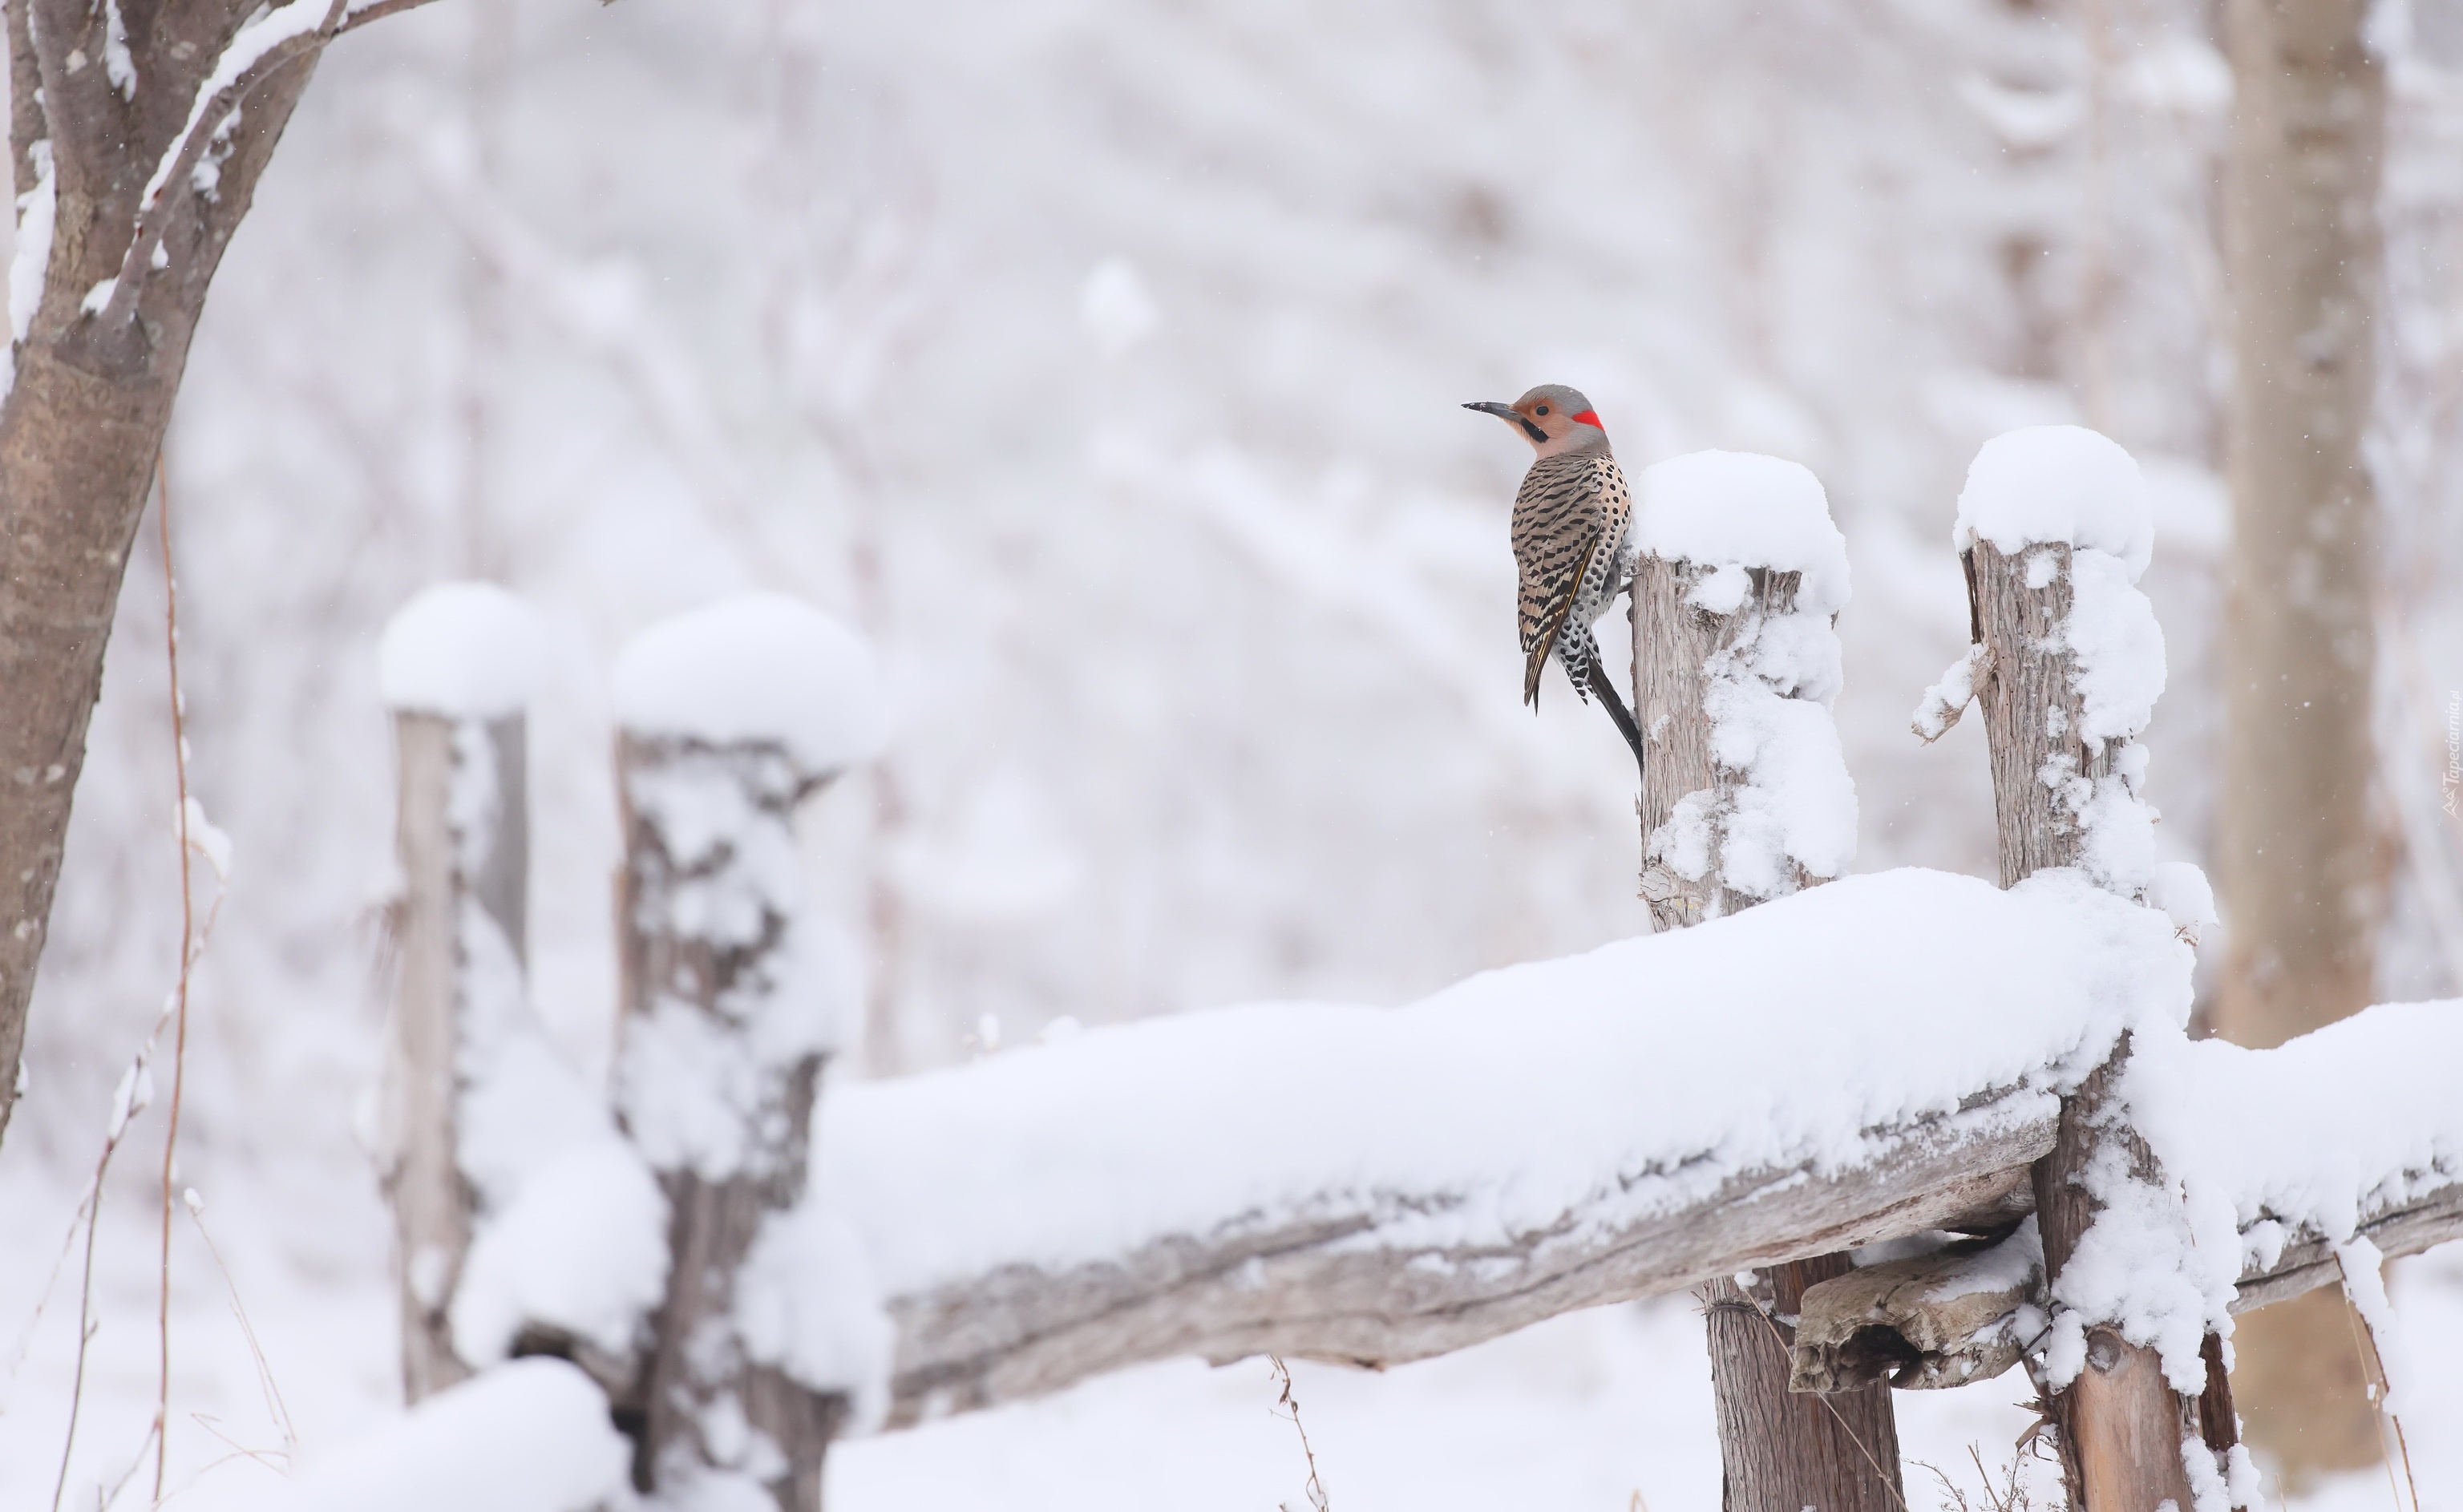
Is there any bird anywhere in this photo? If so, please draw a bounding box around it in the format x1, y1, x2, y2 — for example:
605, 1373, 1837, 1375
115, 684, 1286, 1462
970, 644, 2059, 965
1462, 384, 1647, 781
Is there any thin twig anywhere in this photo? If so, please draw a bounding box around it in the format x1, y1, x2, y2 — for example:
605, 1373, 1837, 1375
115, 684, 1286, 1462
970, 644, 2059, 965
94, 1417, 159, 1512
2337, 1286, 2421, 1512
50, 1138, 121, 1512
4, 1194, 98, 1405
1266, 1355, 1331, 1512
183, 1191, 295, 1455
154, 451, 196, 1504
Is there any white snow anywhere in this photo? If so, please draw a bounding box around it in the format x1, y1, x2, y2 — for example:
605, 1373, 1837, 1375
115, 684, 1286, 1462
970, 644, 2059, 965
7, 139, 56, 379
451, 1138, 667, 1364
2334, 1236, 2410, 1418
611, 738, 852, 1183
820, 866, 2188, 1299
2065, 545, 2166, 743
377, 581, 545, 718
140, 0, 340, 217
1698, 669, 1858, 895
102, 0, 135, 97
609, 593, 886, 774
1947, 428, 2169, 898
181, 1357, 629, 1512
182, 794, 236, 881
449, 897, 668, 1365
2146, 860, 2216, 940
1911, 644, 1990, 743
1952, 425, 2155, 578
1632, 450, 1852, 615
2134, 999, 2463, 1284
737, 1195, 898, 1430
2036, 995, 2463, 1405
1632, 451, 1856, 900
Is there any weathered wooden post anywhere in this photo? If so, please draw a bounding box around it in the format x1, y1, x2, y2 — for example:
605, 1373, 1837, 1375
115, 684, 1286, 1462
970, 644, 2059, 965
1626, 453, 1893, 1511
611, 594, 884, 1510
373, 582, 543, 1401
1929, 426, 2242, 1509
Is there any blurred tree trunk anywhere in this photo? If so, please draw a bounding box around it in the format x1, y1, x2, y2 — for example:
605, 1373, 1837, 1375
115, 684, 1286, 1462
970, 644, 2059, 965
2218, 0, 2386, 1478
0, 0, 448, 1146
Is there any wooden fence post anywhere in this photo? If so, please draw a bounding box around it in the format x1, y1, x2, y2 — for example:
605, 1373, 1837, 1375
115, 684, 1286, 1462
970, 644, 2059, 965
1951, 428, 2239, 1508
611, 596, 884, 1510
374, 584, 540, 1403
1627, 454, 1898, 1512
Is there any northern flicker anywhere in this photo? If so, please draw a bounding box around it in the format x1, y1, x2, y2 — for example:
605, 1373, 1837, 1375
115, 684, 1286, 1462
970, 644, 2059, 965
1463, 384, 1647, 779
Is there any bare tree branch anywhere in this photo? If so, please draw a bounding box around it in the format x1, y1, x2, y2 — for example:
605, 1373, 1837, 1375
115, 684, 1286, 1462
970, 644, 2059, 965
94, 0, 346, 329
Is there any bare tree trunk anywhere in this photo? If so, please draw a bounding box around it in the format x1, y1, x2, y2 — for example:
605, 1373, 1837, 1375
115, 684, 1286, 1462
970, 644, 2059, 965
378, 709, 528, 1401
1631, 555, 1902, 1512
1968, 539, 2228, 1507
615, 730, 846, 1508
0, 0, 459, 1145
2218, 0, 2388, 1474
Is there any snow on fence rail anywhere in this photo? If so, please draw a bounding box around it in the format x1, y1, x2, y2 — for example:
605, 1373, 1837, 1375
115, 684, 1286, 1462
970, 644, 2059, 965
353, 431, 2463, 1512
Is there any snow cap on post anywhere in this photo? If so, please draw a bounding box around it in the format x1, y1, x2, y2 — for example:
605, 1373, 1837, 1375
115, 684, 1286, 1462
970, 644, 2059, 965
611, 592, 886, 777
1953, 424, 2154, 580
1634, 451, 1850, 615
378, 582, 544, 719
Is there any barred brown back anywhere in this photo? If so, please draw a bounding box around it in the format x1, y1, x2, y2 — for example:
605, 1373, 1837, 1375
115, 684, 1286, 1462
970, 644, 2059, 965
1512, 451, 1632, 703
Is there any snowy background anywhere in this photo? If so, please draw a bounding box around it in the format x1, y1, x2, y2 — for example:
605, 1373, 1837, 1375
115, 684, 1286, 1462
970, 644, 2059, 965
5, 0, 2463, 1506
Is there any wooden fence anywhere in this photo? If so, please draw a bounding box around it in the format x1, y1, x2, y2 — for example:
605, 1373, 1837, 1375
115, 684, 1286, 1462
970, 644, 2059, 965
370, 438, 2463, 1511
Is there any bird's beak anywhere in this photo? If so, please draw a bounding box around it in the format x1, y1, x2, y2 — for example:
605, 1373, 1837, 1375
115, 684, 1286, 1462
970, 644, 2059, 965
1464, 400, 1547, 446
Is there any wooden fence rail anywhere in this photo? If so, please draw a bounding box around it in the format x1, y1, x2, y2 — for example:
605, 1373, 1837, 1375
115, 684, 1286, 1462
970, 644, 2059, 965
837, 1052, 2463, 1430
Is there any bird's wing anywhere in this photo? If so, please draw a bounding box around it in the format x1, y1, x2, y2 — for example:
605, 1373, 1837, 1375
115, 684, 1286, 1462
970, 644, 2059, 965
1514, 460, 1608, 706
1523, 532, 1600, 705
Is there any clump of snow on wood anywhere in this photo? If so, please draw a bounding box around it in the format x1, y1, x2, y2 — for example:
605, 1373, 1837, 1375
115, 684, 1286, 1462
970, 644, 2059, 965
819, 867, 2188, 1300
4, 139, 57, 398
1634, 451, 1856, 899
1910, 644, 1990, 743
2334, 1236, 2413, 1420
2046, 994, 2463, 1405
449, 891, 667, 1364
140, 0, 337, 216
1951, 424, 2154, 576
737, 1193, 898, 1430
377, 581, 544, 718
1959, 427, 2168, 897
2064, 548, 2165, 743
2136, 998, 2463, 1294
615, 746, 852, 1180
1632, 450, 1850, 614
187, 1357, 628, 1512
2036, 1114, 2220, 1394
612, 592, 886, 774
2146, 860, 2216, 940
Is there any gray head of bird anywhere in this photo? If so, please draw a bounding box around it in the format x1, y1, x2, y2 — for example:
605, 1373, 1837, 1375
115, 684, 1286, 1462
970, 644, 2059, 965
1462, 384, 1609, 459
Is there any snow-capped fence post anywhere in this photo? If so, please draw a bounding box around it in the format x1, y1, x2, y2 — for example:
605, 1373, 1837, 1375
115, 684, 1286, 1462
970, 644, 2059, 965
1939, 428, 2230, 1510
610, 596, 884, 1510
1624, 455, 1894, 1512
374, 584, 544, 1402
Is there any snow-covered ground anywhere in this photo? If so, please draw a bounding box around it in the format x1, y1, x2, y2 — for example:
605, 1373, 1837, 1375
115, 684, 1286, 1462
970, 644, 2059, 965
6, 1143, 2453, 1511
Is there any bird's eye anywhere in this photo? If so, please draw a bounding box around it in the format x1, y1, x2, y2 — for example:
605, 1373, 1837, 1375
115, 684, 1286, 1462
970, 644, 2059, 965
1535, 406, 1549, 416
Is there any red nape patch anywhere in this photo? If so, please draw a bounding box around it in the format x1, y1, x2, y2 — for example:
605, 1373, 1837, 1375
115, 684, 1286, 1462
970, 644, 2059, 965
1571, 410, 1604, 430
